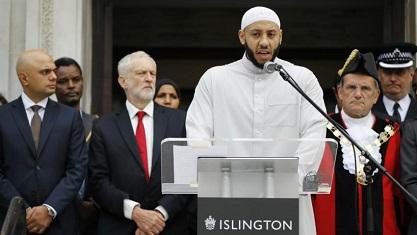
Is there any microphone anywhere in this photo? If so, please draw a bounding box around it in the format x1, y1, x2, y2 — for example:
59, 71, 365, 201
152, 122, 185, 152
264, 61, 292, 83
263, 61, 282, 73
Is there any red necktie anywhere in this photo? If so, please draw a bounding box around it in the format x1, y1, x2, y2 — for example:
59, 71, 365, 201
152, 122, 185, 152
136, 111, 149, 182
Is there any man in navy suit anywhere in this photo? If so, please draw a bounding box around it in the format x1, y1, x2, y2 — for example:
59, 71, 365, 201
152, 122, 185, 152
54, 57, 99, 235
88, 51, 189, 235
0, 49, 87, 234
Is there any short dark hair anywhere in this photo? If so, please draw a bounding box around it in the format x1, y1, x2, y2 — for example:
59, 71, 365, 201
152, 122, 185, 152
54, 57, 83, 75
0, 93, 7, 105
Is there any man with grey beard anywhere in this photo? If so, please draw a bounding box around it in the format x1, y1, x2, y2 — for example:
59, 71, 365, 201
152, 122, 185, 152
88, 51, 190, 235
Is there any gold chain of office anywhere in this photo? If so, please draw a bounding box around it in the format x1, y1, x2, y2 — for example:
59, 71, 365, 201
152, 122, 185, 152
326, 122, 396, 185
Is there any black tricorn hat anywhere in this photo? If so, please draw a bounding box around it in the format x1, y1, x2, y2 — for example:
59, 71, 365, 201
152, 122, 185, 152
337, 49, 379, 83
374, 42, 417, 69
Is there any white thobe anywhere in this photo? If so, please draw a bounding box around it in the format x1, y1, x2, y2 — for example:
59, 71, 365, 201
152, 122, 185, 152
186, 54, 327, 235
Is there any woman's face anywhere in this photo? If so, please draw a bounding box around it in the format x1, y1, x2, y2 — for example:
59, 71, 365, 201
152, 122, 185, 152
154, 84, 180, 109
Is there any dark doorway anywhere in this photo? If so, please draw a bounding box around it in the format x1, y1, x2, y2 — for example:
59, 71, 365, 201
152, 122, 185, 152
92, 0, 405, 115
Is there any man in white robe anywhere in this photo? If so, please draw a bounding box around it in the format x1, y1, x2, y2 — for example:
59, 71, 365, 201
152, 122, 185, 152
186, 6, 327, 235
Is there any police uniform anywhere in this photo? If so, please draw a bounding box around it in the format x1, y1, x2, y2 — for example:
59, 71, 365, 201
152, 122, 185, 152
372, 43, 417, 122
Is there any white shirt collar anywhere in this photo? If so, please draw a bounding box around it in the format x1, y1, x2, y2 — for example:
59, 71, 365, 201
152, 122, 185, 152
335, 105, 340, 113
340, 109, 374, 128
125, 100, 154, 120
21, 92, 48, 110
241, 53, 271, 75
383, 95, 411, 113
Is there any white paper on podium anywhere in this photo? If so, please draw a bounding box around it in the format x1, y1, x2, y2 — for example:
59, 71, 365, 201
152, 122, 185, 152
173, 145, 227, 184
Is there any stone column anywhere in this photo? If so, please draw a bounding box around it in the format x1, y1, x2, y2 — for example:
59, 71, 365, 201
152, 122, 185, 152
53, 0, 93, 112
0, 0, 92, 112
0, 0, 26, 102
404, 0, 416, 43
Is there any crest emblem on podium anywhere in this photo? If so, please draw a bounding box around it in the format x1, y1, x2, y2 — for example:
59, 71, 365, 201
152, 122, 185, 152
205, 216, 216, 230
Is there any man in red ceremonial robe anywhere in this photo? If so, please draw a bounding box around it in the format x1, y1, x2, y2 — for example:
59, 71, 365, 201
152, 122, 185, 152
313, 49, 404, 235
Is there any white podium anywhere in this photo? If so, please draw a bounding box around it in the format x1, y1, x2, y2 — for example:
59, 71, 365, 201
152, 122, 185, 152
160, 138, 338, 234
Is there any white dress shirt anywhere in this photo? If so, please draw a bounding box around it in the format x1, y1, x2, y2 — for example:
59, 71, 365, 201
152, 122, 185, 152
21, 92, 48, 122
122, 100, 168, 221
186, 54, 327, 235
383, 95, 411, 122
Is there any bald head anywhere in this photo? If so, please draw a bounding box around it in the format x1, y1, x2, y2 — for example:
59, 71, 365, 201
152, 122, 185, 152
16, 49, 52, 74
16, 49, 57, 102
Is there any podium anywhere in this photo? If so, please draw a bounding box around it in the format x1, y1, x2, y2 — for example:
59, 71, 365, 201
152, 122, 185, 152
161, 138, 337, 234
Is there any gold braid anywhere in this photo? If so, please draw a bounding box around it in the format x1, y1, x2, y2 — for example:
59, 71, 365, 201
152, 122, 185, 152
337, 49, 360, 77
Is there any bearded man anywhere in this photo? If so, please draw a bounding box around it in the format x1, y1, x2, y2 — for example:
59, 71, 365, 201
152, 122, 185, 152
88, 51, 190, 235
186, 6, 327, 235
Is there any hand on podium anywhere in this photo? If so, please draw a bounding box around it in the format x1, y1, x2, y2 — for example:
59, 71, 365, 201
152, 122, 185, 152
26, 206, 52, 234
132, 206, 165, 234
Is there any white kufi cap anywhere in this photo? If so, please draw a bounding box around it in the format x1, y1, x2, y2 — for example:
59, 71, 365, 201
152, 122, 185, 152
241, 6, 281, 30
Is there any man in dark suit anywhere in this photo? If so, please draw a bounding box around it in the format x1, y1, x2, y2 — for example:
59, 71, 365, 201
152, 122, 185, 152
0, 49, 87, 234
54, 57, 96, 138
54, 57, 98, 235
0, 93, 7, 106
372, 43, 417, 122
88, 51, 189, 235
401, 119, 417, 235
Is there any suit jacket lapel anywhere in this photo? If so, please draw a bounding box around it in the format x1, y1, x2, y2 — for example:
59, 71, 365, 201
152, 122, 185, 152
10, 97, 37, 157
37, 99, 58, 155
82, 112, 94, 136
405, 96, 417, 121
152, 105, 167, 169
372, 96, 389, 120
115, 107, 143, 169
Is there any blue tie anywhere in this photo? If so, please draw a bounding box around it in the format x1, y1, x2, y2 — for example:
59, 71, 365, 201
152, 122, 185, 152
392, 103, 401, 123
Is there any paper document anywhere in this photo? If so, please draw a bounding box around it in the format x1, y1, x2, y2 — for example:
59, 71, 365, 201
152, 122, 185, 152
173, 145, 227, 184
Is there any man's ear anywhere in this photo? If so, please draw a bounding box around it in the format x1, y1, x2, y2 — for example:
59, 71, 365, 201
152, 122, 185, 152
279, 29, 283, 45
336, 85, 343, 102
18, 72, 29, 86
373, 89, 380, 104
238, 30, 245, 45
118, 76, 127, 89
410, 67, 416, 78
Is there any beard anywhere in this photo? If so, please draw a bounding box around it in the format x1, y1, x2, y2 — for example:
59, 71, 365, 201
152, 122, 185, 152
137, 88, 155, 101
244, 44, 281, 69
63, 98, 80, 107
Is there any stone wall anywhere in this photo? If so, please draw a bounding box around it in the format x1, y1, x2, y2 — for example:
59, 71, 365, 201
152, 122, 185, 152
0, 0, 92, 111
